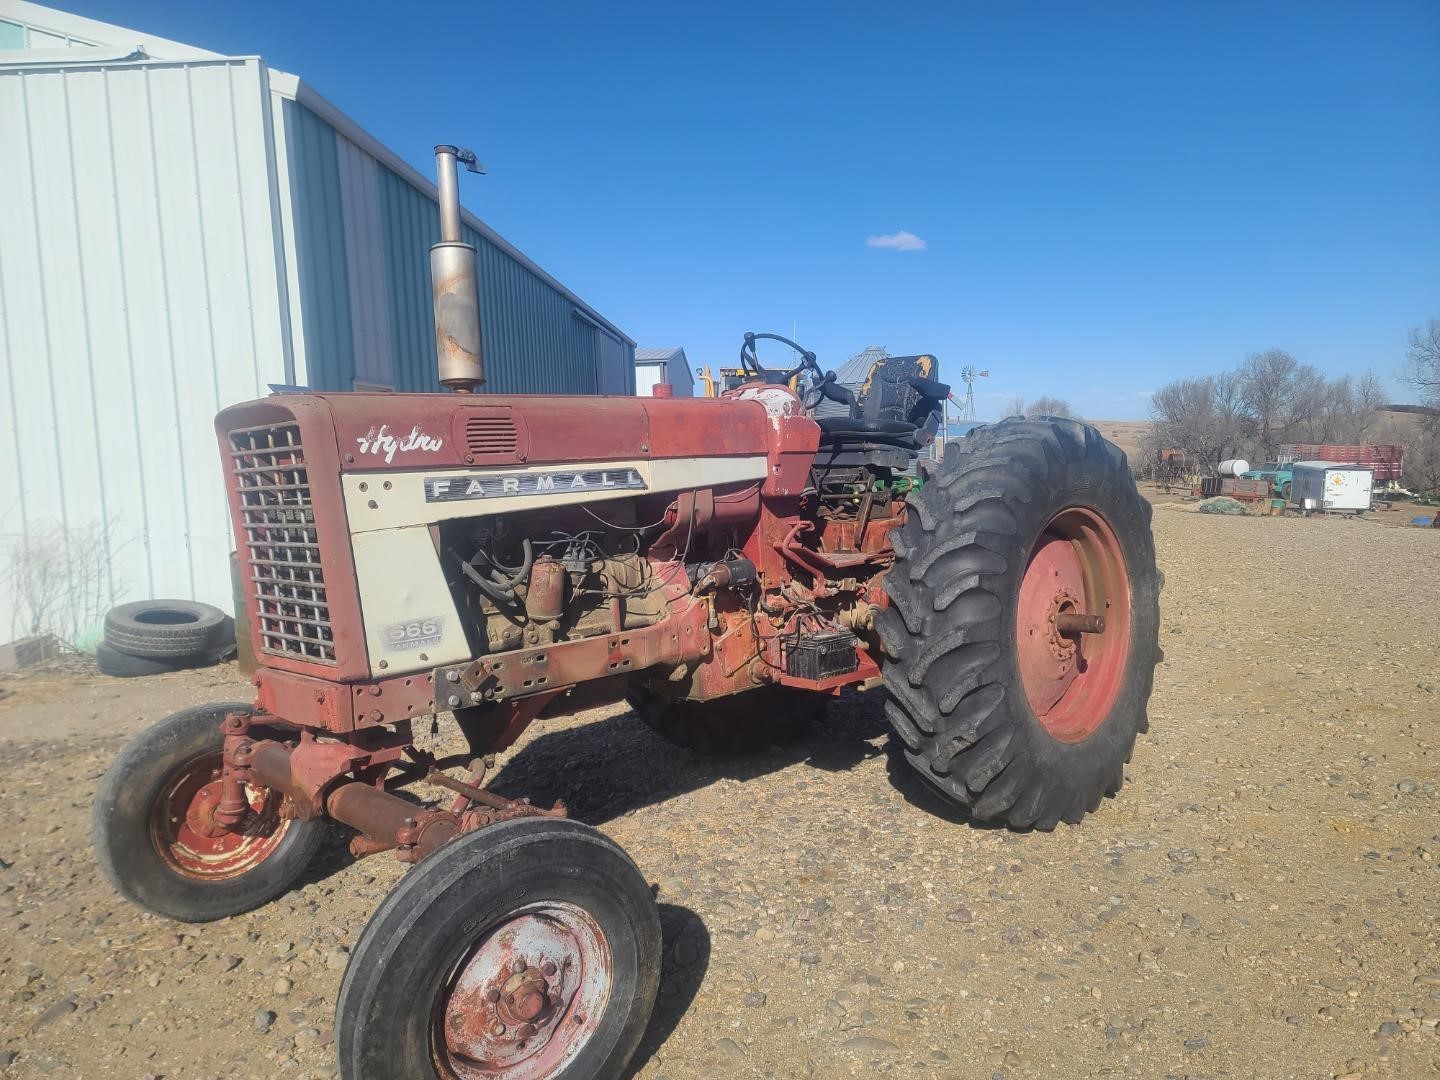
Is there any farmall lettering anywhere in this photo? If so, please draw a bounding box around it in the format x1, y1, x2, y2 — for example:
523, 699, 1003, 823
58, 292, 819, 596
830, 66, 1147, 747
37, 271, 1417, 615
355, 424, 444, 464
425, 467, 647, 502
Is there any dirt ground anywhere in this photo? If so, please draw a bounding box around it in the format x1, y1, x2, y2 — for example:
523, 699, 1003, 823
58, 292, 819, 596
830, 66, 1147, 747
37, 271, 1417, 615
1, 502, 1437, 1080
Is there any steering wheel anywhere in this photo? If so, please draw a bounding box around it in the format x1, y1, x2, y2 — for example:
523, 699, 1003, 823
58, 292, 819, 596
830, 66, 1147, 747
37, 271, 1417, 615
738, 332, 824, 386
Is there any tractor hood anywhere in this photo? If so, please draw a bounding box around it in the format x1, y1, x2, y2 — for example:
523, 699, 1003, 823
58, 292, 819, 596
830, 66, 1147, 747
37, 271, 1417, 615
216, 392, 773, 473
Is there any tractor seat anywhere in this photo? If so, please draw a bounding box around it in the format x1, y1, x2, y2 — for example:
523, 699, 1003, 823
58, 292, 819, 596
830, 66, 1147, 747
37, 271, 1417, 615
815, 416, 917, 440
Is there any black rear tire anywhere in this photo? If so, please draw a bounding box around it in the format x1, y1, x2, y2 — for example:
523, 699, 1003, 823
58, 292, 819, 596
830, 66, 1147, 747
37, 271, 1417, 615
92, 703, 325, 921
879, 417, 1161, 830
626, 682, 828, 753
336, 818, 661, 1080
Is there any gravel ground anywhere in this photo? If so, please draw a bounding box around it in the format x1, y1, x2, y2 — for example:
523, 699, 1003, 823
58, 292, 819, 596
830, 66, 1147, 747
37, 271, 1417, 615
1, 504, 1437, 1079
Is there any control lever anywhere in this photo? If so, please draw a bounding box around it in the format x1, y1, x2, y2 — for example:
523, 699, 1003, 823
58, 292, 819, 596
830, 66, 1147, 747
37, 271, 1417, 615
806, 371, 859, 415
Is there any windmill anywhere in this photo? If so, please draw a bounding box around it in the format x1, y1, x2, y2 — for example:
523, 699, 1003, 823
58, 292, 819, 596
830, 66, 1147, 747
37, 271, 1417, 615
959, 365, 990, 423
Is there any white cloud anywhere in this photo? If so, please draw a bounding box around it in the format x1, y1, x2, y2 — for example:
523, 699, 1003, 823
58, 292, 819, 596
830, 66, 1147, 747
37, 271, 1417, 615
865, 230, 927, 252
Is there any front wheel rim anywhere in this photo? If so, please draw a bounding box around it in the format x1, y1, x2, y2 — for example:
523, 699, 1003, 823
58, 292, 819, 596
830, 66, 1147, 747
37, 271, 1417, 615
1015, 507, 1132, 742
433, 901, 612, 1079
149, 751, 292, 879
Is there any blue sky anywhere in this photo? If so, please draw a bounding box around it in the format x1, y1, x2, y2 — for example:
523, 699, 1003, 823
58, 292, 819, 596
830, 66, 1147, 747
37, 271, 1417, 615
77, 1, 1440, 419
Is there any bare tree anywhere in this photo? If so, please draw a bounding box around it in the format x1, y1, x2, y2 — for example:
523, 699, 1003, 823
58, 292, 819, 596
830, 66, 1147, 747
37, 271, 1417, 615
1323, 371, 1388, 443
1017, 396, 1082, 421
1005, 395, 1027, 418
1406, 319, 1440, 406
1149, 347, 1403, 480
1399, 321, 1440, 494
3, 519, 127, 645
1237, 349, 1298, 455
1147, 376, 1242, 467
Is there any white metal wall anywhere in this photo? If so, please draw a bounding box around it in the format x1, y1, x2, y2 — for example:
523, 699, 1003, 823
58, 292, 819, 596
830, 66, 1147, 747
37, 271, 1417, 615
634, 360, 695, 397
0, 56, 292, 640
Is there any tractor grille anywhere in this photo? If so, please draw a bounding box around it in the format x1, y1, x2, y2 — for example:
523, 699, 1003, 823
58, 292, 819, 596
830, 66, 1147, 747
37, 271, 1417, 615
465, 414, 519, 457
228, 422, 335, 664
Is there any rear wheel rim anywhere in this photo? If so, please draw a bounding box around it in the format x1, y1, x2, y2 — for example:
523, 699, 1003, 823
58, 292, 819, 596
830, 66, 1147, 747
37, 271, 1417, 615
149, 752, 291, 879
433, 901, 612, 1079
1015, 507, 1132, 742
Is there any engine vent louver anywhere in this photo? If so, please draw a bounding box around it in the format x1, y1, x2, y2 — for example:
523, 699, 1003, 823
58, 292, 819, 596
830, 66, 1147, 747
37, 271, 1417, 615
228, 422, 336, 664
465, 414, 519, 458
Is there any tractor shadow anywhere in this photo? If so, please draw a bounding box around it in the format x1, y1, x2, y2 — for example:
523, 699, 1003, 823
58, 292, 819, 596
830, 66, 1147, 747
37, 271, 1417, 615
625, 901, 710, 1077
483, 690, 891, 825
483, 686, 1003, 830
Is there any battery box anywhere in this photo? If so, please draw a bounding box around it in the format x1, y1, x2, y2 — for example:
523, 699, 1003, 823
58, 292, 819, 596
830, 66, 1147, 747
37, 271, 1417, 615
783, 629, 859, 682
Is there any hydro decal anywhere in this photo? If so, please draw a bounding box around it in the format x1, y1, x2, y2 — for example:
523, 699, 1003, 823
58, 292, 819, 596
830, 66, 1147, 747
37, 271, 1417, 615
356, 424, 444, 463
424, 467, 647, 503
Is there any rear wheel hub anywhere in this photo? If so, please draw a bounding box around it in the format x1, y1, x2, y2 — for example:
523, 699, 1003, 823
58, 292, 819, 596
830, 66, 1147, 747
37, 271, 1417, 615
1016, 507, 1132, 742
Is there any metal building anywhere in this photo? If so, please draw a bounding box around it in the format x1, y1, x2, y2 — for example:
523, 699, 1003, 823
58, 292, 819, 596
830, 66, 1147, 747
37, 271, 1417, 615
634, 348, 695, 397
0, 1, 635, 641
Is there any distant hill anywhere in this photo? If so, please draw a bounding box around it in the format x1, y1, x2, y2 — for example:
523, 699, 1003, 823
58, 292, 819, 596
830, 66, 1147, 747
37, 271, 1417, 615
1087, 419, 1153, 463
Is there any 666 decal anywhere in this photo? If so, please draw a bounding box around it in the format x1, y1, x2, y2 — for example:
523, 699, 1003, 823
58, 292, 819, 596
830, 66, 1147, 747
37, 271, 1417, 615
383, 615, 444, 651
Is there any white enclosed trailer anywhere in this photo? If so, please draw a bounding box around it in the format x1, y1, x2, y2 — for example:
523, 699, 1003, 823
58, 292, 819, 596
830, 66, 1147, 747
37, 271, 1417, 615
1291, 460, 1373, 513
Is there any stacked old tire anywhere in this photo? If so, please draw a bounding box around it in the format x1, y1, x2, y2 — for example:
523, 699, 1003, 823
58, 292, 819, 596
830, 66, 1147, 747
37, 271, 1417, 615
96, 600, 235, 678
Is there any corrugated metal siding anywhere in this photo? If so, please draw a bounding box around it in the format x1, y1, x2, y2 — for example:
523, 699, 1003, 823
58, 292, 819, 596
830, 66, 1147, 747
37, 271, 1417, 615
0, 58, 290, 639
280, 105, 635, 397
372, 158, 614, 395
281, 100, 353, 391
336, 137, 393, 386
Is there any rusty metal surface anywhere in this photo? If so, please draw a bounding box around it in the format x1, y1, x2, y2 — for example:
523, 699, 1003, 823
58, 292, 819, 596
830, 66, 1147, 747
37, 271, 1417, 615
444, 601, 709, 704
524, 557, 567, 623
424, 767, 566, 819
238, 729, 412, 820
1056, 612, 1106, 636
216, 398, 370, 682
254, 667, 439, 734
152, 747, 292, 881
816, 512, 904, 557
434, 901, 612, 1077
328, 787, 460, 862
1016, 509, 1133, 744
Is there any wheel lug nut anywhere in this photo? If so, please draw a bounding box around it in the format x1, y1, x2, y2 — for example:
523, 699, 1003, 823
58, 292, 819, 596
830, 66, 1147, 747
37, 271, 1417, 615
485, 989, 501, 1003
541, 960, 557, 976
517, 1023, 536, 1039
489, 1021, 506, 1037
512, 958, 527, 973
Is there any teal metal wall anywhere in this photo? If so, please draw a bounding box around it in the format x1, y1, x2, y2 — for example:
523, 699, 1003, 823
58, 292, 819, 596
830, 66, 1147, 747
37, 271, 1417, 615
283, 102, 633, 395
283, 101, 354, 393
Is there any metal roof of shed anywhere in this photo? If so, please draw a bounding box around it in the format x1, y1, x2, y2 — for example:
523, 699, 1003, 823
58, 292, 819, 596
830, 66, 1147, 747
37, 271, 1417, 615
636, 347, 686, 363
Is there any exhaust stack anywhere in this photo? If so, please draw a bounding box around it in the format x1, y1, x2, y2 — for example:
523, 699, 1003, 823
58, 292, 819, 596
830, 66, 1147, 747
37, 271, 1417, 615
431, 144, 486, 392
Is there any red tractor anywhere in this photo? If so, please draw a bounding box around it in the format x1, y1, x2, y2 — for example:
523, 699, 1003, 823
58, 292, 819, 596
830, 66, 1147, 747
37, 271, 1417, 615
93, 147, 1160, 1079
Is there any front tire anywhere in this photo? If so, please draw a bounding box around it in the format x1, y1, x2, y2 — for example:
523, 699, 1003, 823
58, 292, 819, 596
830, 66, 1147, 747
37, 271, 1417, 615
336, 818, 661, 1080
879, 418, 1161, 830
92, 703, 325, 921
